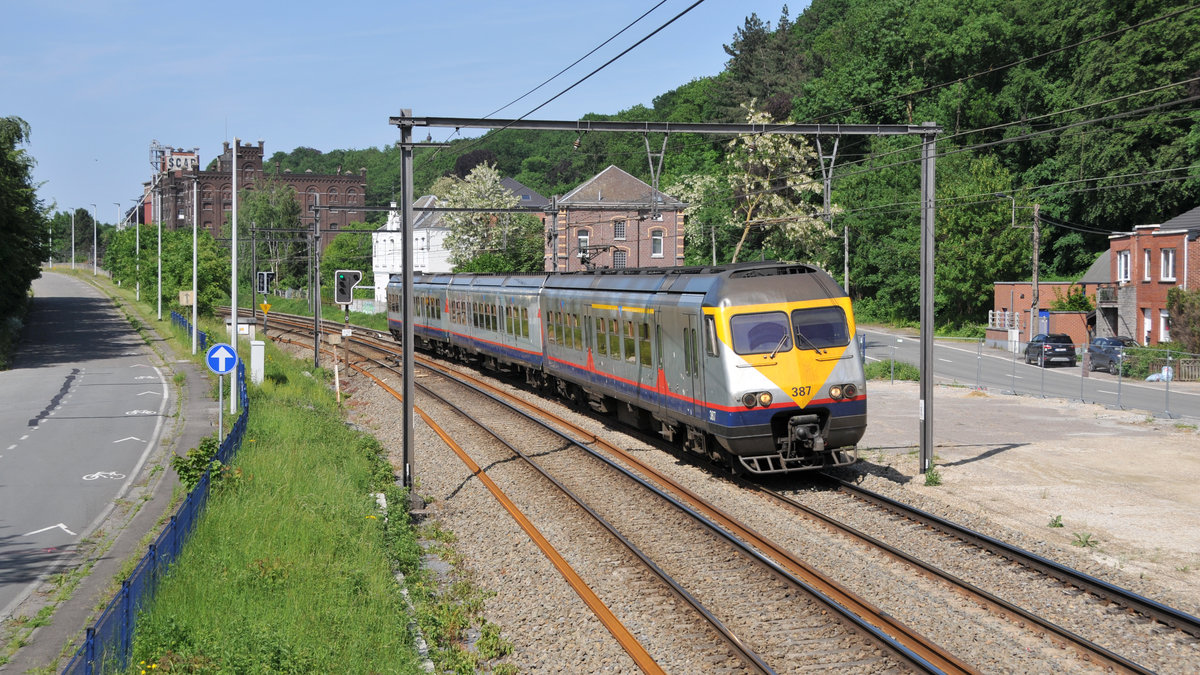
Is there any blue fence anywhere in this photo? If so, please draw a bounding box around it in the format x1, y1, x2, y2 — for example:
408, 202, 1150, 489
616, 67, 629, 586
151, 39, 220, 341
169, 311, 208, 353
62, 361, 249, 674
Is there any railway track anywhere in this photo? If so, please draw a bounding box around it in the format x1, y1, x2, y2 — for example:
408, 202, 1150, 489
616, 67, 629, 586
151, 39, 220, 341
248, 310, 1200, 672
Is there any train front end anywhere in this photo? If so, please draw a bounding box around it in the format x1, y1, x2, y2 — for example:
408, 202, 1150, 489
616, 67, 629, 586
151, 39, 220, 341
705, 266, 866, 474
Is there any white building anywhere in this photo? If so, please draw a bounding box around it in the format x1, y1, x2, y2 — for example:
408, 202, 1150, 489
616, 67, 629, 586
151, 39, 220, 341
370, 197, 453, 305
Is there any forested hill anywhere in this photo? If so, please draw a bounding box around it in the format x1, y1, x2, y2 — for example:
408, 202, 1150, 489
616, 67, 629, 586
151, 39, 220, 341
269, 0, 1199, 327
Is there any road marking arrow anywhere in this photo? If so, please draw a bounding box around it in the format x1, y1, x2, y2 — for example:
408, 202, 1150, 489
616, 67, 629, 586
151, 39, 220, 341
114, 437, 146, 444
24, 523, 77, 537
137, 391, 161, 396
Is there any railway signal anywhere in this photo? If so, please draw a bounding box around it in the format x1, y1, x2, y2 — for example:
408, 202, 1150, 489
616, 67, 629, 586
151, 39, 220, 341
256, 270, 275, 295
335, 269, 362, 305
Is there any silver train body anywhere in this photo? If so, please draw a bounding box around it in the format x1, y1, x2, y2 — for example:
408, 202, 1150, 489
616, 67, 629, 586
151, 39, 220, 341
386, 262, 866, 475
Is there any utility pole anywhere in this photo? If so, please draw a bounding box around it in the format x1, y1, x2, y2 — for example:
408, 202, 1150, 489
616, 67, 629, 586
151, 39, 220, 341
1031, 203, 1040, 340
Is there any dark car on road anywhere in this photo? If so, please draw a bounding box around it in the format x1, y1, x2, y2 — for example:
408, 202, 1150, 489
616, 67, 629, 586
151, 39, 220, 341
1024, 333, 1077, 367
1086, 336, 1139, 374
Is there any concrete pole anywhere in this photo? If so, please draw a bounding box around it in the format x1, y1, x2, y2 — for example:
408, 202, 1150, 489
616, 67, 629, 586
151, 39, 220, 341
90, 204, 97, 275
231, 139, 239, 415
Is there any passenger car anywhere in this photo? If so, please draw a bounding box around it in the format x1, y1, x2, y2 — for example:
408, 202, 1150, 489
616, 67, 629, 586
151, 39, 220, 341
1086, 336, 1139, 374
1024, 333, 1076, 367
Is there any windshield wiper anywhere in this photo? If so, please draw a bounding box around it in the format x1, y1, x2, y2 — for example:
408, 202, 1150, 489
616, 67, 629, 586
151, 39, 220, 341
768, 332, 791, 359
793, 328, 825, 355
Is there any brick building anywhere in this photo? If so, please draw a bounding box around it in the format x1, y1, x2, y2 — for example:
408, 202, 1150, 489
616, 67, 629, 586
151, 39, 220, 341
544, 165, 685, 272
143, 140, 367, 252
1098, 206, 1200, 345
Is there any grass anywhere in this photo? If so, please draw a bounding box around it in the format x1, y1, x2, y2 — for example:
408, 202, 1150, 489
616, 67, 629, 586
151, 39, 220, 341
127, 345, 428, 673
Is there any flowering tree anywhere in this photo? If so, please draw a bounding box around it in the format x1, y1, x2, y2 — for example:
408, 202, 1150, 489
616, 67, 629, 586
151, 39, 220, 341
726, 102, 826, 263
439, 163, 542, 272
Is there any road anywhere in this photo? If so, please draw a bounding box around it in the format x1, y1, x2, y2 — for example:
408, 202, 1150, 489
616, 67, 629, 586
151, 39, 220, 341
859, 328, 1200, 420
0, 273, 168, 619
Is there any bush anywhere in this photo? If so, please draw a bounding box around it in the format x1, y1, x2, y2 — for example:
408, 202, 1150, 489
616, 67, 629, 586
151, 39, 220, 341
865, 359, 920, 381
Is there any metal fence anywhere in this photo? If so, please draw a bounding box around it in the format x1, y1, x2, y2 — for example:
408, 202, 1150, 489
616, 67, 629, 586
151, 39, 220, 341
169, 311, 208, 353
865, 332, 1200, 420
62, 361, 249, 674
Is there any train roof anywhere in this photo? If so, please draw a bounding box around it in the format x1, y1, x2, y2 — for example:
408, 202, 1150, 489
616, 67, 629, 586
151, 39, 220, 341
391, 262, 844, 303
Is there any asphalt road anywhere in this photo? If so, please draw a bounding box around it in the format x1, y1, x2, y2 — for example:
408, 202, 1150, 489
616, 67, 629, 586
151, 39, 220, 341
0, 273, 168, 619
859, 328, 1200, 420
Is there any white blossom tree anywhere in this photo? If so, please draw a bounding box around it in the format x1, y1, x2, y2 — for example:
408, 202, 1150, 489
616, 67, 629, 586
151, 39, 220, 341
438, 164, 542, 272
726, 102, 827, 263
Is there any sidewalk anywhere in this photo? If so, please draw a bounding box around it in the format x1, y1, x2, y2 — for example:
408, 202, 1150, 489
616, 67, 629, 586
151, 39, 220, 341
1, 276, 218, 673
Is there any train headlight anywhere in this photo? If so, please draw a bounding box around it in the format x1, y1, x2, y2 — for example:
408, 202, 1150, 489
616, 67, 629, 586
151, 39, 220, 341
742, 392, 758, 408
757, 391, 773, 408
843, 383, 857, 399
829, 385, 844, 400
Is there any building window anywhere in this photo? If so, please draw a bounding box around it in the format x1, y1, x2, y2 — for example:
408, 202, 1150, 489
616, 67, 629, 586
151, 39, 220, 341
1116, 250, 1130, 283
1161, 248, 1176, 281
1160, 309, 1170, 342
329, 187, 339, 204
1143, 248, 1151, 281
651, 230, 664, 257
613, 249, 627, 268
577, 230, 589, 258
346, 188, 358, 206
613, 219, 626, 240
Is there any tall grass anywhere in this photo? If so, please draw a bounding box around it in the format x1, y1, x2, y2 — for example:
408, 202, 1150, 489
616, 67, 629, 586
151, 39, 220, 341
127, 345, 423, 673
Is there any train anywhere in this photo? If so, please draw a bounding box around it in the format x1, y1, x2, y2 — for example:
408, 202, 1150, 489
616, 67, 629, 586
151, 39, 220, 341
385, 261, 866, 475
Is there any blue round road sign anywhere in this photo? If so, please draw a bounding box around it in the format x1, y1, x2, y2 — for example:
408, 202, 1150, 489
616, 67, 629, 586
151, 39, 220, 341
206, 343, 238, 375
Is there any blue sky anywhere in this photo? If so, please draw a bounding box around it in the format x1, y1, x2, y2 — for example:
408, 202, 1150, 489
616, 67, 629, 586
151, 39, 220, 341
2, 0, 797, 220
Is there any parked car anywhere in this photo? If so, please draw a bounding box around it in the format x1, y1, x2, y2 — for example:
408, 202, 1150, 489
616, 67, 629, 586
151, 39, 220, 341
1024, 333, 1077, 367
1086, 336, 1139, 374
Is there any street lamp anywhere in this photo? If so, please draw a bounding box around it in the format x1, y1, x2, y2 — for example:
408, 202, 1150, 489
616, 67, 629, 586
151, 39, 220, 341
90, 203, 98, 275
192, 176, 198, 355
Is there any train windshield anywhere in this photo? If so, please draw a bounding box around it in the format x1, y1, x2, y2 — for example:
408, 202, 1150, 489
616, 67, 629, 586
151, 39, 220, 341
791, 306, 850, 350
730, 312, 792, 355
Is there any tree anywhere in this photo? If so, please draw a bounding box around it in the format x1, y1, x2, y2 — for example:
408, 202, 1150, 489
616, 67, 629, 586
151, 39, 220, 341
663, 173, 736, 265
320, 222, 376, 290
438, 164, 544, 272
0, 116, 47, 320
237, 176, 304, 289
725, 102, 826, 263
1166, 287, 1200, 354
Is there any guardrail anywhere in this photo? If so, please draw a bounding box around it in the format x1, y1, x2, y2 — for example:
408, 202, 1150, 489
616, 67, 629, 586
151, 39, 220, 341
169, 311, 208, 353
62, 361, 249, 674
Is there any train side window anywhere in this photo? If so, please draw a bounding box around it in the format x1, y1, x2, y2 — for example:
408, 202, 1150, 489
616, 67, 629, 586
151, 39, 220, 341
704, 316, 719, 357
692, 328, 701, 372
639, 322, 651, 366
522, 307, 529, 338
574, 314, 584, 350
595, 317, 607, 355
505, 306, 512, 335
546, 309, 556, 343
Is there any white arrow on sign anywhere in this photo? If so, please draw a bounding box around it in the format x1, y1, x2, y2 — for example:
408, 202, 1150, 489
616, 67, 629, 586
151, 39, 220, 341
24, 523, 77, 537
209, 345, 236, 373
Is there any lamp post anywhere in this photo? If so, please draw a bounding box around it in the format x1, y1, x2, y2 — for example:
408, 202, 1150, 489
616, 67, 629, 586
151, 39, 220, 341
71, 210, 76, 270
157, 188, 162, 320
133, 198, 141, 301
90, 203, 98, 275
192, 176, 198, 355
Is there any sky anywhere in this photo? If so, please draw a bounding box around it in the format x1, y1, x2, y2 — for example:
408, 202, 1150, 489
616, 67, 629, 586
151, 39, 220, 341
2, 0, 798, 221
